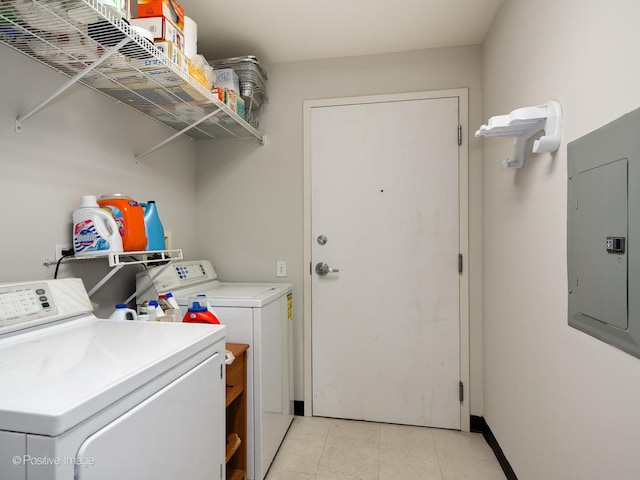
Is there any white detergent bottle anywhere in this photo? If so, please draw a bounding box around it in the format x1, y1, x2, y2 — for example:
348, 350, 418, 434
73, 195, 123, 256
109, 304, 138, 321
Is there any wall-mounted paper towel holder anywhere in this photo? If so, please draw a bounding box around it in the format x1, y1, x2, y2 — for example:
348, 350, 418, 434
475, 100, 563, 168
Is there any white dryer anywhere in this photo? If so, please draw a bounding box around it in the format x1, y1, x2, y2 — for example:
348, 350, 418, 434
136, 260, 294, 480
0, 278, 226, 480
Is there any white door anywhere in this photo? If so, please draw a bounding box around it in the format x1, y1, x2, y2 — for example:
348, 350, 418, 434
308, 92, 463, 429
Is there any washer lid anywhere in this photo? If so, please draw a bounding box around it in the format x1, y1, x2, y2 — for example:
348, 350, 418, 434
172, 282, 293, 307
0, 316, 225, 436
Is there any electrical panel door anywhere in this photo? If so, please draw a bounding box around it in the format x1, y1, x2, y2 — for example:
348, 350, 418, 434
568, 107, 640, 359
574, 159, 628, 329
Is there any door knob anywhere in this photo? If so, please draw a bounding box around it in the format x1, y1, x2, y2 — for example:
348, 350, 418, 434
315, 262, 339, 276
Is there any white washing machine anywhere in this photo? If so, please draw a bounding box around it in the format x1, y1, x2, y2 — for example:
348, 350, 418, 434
136, 260, 294, 480
0, 278, 226, 480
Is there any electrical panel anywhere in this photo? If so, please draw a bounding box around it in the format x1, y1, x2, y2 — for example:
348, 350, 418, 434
567, 107, 640, 358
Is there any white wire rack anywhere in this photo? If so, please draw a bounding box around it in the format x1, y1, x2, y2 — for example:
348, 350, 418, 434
0, 0, 264, 159
43, 249, 183, 300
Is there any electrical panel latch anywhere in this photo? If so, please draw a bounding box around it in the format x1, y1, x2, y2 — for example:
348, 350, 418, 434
606, 237, 625, 254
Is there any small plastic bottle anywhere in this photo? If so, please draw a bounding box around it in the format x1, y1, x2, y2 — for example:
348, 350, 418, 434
158, 294, 180, 322
138, 301, 150, 321
165, 292, 180, 310
158, 294, 169, 310
166, 292, 182, 322
109, 304, 138, 321
148, 300, 164, 321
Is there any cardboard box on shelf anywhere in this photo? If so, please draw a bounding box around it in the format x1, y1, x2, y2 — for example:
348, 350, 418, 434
131, 0, 184, 30
155, 40, 188, 75
211, 86, 224, 102
91, 62, 209, 109
131, 16, 184, 51
224, 89, 237, 112
236, 96, 245, 120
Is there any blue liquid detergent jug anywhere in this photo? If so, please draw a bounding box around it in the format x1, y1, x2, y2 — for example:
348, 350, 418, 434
141, 201, 166, 251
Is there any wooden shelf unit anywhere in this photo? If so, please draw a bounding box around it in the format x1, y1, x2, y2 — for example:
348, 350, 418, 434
226, 343, 249, 480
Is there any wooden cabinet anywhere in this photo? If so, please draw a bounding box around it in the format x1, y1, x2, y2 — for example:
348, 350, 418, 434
226, 343, 249, 480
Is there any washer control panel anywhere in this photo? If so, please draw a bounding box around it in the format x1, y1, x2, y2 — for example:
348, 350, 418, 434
0, 279, 92, 336
0, 282, 58, 327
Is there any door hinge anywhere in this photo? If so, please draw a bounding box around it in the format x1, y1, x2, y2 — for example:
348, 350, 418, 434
220, 463, 223, 479
458, 254, 463, 273
458, 124, 462, 146
310, 262, 312, 275
459, 381, 464, 402
220, 363, 223, 379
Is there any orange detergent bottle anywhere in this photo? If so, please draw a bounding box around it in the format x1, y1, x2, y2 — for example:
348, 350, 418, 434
182, 297, 220, 324
97, 194, 148, 251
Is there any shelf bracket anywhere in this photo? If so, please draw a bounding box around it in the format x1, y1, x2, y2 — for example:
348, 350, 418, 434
122, 260, 175, 305
15, 37, 131, 133
87, 264, 126, 297
135, 108, 223, 162
475, 100, 563, 168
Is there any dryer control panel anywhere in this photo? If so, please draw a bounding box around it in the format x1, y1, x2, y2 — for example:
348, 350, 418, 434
136, 260, 218, 303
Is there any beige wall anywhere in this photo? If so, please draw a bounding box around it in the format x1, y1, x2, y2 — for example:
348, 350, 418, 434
0, 45, 198, 317
482, 1, 640, 478
195, 46, 484, 414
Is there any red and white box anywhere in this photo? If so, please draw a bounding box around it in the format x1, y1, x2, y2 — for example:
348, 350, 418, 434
131, 16, 184, 51
131, 0, 185, 29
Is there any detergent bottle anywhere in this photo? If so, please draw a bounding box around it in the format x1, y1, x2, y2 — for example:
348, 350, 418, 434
109, 304, 138, 321
72, 195, 123, 256
141, 201, 166, 251
182, 297, 220, 324
97, 194, 147, 251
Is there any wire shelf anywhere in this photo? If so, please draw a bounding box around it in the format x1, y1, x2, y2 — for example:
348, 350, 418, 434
0, 0, 264, 151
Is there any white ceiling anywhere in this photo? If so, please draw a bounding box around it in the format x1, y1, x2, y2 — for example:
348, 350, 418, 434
179, 0, 504, 65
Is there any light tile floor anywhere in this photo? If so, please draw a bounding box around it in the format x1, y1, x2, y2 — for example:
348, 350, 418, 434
265, 416, 507, 480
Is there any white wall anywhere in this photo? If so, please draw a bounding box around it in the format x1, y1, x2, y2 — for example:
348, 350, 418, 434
482, 1, 640, 478
195, 46, 485, 413
0, 45, 198, 317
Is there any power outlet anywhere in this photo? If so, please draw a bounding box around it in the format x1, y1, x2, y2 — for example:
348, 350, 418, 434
276, 260, 287, 278
55, 243, 72, 261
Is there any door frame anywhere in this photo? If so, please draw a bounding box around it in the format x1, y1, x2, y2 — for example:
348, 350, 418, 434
302, 89, 470, 432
